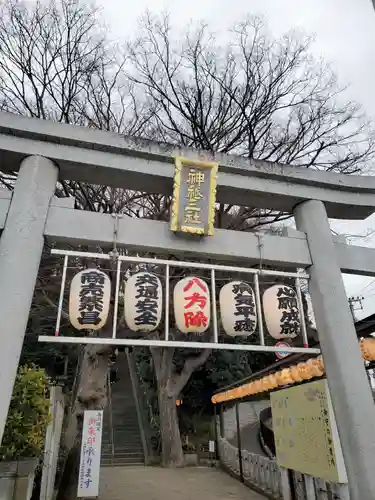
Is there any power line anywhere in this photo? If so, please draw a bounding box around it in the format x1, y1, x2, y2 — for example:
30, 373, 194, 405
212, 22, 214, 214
358, 279, 375, 295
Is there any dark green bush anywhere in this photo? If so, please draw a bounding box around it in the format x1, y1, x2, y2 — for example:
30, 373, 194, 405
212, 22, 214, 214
0, 365, 50, 460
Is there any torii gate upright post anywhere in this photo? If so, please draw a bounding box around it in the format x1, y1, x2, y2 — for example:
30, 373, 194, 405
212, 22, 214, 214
295, 200, 375, 500
0, 155, 58, 443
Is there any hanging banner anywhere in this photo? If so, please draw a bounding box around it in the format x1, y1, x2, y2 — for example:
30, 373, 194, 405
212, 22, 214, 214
77, 410, 104, 498
219, 281, 257, 336
69, 270, 111, 330
124, 272, 163, 332
174, 277, 211, 333
262, 284, 300, 339
170, 156, 218, 236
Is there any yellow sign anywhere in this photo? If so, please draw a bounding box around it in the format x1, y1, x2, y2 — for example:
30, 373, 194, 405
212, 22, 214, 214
170, 157, 218, 236
270, 379, 347, 483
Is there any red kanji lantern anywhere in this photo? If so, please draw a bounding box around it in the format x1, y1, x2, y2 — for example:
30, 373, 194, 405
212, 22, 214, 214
174, 277, 211, 333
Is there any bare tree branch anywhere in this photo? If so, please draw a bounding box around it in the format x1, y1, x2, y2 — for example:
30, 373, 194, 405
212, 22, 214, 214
169, 349, 212, 398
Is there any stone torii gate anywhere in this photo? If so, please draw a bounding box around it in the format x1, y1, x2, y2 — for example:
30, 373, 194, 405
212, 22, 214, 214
0, 112, 374, 499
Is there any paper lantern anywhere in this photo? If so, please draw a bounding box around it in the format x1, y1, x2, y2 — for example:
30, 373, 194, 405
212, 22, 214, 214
290, 365, 303, 383
243, 383, 253, 395
262, 377, 271, 392
262, 284, 301, 339
174, 277, 210, 333
69, 269, 111, 331
316, 356, 325, 372
247, 382, 255, 395
360, 338, 375, 361
253, 380, 262, 393
280, 368, 294, 385
298, 362, 313, 381
269, 374, 278, 389
219, 281, 257, 337
305, 359, 324, 378
124, 272, 163, 332
269, 375, 279, 389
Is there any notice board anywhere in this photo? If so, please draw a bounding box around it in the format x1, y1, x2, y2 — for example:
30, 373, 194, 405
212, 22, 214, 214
270, 379, 347, 483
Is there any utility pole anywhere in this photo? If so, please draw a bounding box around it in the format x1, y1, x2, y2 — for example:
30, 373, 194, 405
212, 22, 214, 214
348, 296, 364, 321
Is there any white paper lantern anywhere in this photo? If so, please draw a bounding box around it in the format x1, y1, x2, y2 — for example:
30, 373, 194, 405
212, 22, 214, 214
219, 281, 257, 337
69, 269, 111, 331
262, 284, 300, 339
124, 272, 163, 332
174, 277, 210, 333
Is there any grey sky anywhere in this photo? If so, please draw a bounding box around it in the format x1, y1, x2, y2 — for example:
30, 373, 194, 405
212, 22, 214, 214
98, 0, 375, 319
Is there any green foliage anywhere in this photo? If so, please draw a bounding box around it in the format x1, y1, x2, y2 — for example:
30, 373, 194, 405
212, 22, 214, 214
134, 342, 274, 418
0, 365, 51, 461
178, 335, 275, 416
20, 331, 79, 391
180, 413, 214, 452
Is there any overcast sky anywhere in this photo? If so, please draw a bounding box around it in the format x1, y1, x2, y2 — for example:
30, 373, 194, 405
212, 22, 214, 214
98, 0, 375, 320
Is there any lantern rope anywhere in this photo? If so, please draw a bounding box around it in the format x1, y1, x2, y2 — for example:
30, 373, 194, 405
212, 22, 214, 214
256, 232, 264, 271
109, 213, 123, 263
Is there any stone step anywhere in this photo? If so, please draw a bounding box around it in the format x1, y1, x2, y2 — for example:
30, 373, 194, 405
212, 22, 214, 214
102, 426, 140, 431
102, 430, 141, 438
101, 458, 144, 463
101, 440, 144, 449
100, 353, 145, 467
102, 446, 143, 455
103, 414, 138, 420
103, 409, 138, 415
103, 430, 141, 436
108, 402, 138, 407
102, 421, 140, 426
102, 420, 140, 426
102, 440, 143, 448
101, 458, 145, 466
102, 424, 139, 428
102, 452, 143, 460
103, 427, 143, 435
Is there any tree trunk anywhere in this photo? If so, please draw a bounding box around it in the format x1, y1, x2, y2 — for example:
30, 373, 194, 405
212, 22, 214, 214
150, 343, 211, 468
157, 381, 184, 467
55, 442, 81, 500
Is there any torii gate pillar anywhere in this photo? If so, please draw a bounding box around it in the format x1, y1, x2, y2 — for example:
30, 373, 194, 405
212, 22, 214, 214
295, 199, 375, 500
0, 155, 58, 442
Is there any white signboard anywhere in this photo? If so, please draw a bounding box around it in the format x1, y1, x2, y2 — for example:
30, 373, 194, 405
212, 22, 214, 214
77, 410, 103, 498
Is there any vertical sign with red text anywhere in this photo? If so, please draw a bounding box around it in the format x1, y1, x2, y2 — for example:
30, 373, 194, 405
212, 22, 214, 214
77, 410, 103, 498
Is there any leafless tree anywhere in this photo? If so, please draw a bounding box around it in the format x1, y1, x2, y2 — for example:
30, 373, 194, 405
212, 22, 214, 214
0, 0, 374, 484
127, 13, 374, 172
